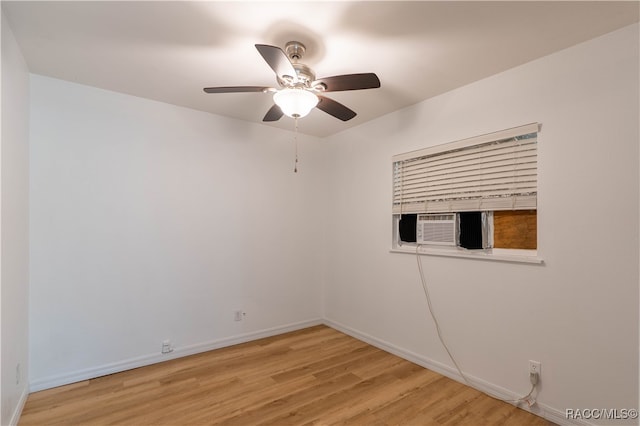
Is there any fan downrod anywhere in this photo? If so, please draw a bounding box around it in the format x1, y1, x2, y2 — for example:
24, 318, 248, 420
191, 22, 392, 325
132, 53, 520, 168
285, 41, 306, 61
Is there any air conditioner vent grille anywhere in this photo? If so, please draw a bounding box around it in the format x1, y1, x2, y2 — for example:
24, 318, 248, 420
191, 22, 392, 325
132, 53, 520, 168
417, 214, 456, 245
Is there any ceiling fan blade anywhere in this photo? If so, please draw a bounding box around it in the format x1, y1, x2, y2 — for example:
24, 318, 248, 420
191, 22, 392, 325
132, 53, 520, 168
255, 44, 297, 81
316, 95, 357, 121
263, 104, 284, 122
315, 73, 381, 92
203, 86, 270, 94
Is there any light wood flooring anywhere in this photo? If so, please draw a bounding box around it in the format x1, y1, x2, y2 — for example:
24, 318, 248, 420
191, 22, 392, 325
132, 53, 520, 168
20, 325, 553, 425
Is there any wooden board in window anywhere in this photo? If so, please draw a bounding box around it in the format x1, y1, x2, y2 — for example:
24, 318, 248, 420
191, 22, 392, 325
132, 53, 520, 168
493, 210, 537, 250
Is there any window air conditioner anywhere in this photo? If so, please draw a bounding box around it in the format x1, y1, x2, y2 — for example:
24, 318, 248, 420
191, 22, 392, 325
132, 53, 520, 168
416, 214, 457, 245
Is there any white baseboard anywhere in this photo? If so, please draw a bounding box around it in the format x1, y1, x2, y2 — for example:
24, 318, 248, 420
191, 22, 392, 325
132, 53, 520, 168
323, 319, 596, 426
29, 318, 323, 392
8, 385, 29, 426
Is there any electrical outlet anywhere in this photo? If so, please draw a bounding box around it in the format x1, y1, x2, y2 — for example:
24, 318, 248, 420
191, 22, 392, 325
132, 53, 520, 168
16, 364, 20, 385
529, 360, 541, 376
234, 310, 244, 321
162, 340, 173, 354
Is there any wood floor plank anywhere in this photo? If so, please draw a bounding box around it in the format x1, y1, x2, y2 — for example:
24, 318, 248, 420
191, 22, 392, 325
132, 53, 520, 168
19, 325, 554, 426
278, 364, 439, 425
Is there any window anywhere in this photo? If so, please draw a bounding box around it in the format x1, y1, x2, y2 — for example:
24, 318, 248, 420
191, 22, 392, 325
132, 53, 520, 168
392, 123, 541, 262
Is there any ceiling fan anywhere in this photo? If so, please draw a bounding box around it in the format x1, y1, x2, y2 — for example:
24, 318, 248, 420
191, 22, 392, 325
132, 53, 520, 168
203, 41, 381, 122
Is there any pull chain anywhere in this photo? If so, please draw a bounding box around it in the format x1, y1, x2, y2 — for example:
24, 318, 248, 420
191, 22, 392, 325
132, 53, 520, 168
294, 116, 299, 173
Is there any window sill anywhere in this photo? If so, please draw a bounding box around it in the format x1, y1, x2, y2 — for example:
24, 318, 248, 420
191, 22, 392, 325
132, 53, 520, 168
390, 245, 544, 264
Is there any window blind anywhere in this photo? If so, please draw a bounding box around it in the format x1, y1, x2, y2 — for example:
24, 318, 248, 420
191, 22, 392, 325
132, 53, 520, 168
393, 123, 538, 214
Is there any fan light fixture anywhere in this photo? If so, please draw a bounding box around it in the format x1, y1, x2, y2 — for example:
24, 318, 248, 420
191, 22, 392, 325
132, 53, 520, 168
273, 88, 319, 118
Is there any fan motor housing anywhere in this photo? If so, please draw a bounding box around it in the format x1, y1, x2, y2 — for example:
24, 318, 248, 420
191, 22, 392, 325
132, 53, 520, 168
277, 63, 316, 88
293, 63, 315, 85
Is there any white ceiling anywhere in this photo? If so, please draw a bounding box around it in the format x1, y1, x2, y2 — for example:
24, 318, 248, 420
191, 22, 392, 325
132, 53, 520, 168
3, 1, 638, 137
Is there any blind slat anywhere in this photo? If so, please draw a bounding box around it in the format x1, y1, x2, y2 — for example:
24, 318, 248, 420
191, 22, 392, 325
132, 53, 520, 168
395, 164, 537, 189
401, 152, 537, 176
393, 123, 539, 162
399, 140, 536, 172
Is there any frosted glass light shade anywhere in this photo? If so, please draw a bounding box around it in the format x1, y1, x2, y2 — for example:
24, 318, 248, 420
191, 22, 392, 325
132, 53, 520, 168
273, 89, 319, 118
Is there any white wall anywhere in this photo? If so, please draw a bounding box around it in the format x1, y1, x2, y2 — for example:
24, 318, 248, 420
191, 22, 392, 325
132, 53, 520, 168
324, 24, 639, 425
28, 75, 327, 389
1, 12, 31, 426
